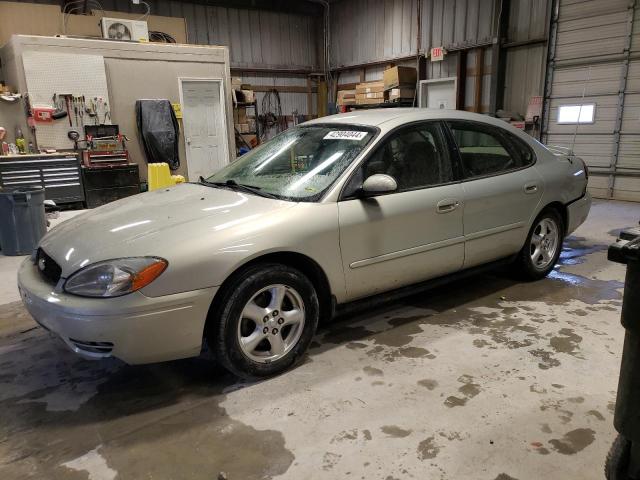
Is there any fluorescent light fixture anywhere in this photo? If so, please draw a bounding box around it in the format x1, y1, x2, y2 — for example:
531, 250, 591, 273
557, 104, 595, 124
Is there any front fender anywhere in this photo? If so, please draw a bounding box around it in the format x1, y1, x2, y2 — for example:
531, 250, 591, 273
141, 203, 347, 302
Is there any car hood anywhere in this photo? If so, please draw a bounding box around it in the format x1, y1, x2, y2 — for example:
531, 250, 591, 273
39, 183, 295, 277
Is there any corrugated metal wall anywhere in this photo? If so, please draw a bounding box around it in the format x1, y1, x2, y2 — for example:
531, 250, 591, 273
544, 0, 640, 201
330, 0, 496, 69
503, 0, 549, 116
332, 0, 550, 121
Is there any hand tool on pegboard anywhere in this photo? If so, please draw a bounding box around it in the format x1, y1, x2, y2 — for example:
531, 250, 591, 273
64, 94, 73, 126
51, 94, 68, 120
23, 93, 38, 151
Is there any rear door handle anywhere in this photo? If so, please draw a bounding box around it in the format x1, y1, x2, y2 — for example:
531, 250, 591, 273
437, 199, 460, 214
524, 183, 538, 194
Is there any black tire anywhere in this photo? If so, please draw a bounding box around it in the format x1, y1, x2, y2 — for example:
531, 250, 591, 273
208, 263, 319, 380
514, 208, 564, 281
606, 434, 632, 480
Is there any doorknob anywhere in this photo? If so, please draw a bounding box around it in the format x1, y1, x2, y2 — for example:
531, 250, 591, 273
437, 199, 460, 214
524, 183, 538, 194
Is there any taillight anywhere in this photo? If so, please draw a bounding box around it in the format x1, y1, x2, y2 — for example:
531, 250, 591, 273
581, 158, 589, 195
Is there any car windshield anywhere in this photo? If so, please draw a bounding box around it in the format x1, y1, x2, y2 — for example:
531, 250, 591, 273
206, 125, 376, 201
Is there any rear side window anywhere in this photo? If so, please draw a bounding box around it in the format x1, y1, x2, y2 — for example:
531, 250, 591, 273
447, 121, 534, 179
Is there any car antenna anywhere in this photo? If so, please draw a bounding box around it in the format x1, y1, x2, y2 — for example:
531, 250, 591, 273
570, 65, 591, 157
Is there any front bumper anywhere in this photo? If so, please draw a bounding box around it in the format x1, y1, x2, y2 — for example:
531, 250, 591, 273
566, 192, 592, 235
17, 258, 218, 364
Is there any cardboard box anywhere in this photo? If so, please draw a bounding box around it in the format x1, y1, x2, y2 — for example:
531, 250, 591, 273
240, 134, 258, 148
337, 89, 357, 106
355, 81, 385, 94
234, 89, 255, 103
235, 123, 250, 134
383, 66, 417, 90
233, 107, 248, 124
386, 87, 416, 102
356, 97, 385, 105
356, 92, 384, 100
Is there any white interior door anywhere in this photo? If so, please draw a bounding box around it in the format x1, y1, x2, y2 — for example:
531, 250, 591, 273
180, 79, 228, 181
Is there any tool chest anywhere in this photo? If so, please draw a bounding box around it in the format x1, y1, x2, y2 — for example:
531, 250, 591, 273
0, 153, 84, 205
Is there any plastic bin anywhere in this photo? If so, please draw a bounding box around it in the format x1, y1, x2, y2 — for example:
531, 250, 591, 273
606, 225, 640, 479
0, 187, 47, 256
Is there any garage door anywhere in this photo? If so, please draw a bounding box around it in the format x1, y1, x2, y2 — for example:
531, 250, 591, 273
543, 0, 640, 201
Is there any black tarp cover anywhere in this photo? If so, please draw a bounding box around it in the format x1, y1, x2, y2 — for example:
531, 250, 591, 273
135, 99, 180, 170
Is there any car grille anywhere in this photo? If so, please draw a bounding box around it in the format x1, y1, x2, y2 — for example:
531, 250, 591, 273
36, 248, 62, 285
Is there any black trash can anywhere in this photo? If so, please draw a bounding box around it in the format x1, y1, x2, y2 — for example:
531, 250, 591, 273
606, 225, 640, 480
0, 187, 47, 256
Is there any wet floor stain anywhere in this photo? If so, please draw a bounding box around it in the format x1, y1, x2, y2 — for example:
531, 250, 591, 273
322, 452, 341, 471
550, 328, 583, 357
548, 428, 596, 455
417, 436, 440, 460
587, 410, 605, 421
330, 429, 359, 443
417, 379, 438, 390
0, 338, 296, 480
559, 236, 608, 266
363, 366, 383, 376
529, 348, 561, 370
438, 430, 465, 441
444, 375, 482, 408
380, 425, 412, 438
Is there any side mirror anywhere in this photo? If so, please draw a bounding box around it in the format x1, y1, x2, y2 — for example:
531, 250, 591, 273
361, 174, 397, 196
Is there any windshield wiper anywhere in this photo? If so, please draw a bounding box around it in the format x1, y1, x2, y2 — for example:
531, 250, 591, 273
199, 177, 278, 200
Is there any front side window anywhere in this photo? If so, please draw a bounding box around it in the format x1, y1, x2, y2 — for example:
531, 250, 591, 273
207, 125, 375, 201
343, 122, 453, 197
448, 121, 533, 179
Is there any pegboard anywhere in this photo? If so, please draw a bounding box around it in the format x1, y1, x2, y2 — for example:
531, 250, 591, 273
22, 50, 111, 149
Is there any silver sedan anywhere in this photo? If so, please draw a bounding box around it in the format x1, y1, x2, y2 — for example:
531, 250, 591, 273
18, 109, 591, 379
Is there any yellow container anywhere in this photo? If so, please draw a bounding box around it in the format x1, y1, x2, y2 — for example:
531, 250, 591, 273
148, 163, 174, 191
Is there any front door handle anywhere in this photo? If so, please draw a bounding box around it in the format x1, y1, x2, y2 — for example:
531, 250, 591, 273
437, 199, 460, 214
524, 183, 539, 194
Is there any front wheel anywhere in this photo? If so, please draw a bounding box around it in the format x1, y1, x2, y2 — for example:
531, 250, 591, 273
209, 263, 319, 380
514, 209, 564, 280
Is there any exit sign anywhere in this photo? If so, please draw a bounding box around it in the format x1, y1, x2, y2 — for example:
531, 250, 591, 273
430, 46, 445, 61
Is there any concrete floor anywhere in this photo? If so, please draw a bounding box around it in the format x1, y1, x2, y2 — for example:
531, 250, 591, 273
0, 200, 638, 480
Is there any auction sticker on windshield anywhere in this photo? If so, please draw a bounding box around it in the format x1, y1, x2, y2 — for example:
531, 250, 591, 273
323, 131, 368, 140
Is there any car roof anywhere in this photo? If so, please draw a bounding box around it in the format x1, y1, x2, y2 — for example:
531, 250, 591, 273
303, 108, 527, 137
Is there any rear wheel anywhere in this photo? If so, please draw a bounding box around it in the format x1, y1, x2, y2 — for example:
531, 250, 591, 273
514, 209, 564, 280
209, 264, 319, 379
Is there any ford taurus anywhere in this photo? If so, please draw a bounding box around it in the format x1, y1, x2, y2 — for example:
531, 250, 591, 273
18, 109, 591, 379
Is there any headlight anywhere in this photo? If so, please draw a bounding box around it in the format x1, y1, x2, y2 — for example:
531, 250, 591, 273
64, 257, 168, 298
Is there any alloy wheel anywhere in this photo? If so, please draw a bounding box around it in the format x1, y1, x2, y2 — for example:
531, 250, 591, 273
530, 217, 560, 270
237, 284, 306, 363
